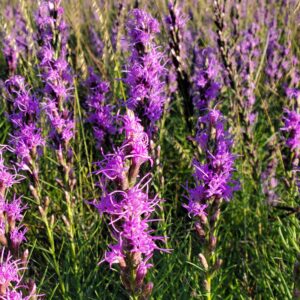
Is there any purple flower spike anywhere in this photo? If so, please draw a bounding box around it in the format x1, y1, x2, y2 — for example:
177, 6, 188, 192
5, 76, 44, 184
36, 0, 74, 148
85, 68, 116, 148
281, 109, 300, 155
2, 6, 31, 74
192, 48, 221, 111
98, 183, 162, 266
93, 110, 167, 298
235, 23, 261, 126
185, 109, 237, 218
183, 108, 238, 298
265, 20, 290, 86
0, 148, 37, 298
125, 9, 167, 129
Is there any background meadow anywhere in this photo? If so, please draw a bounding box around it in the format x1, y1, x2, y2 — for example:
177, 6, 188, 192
0, 0, 300, 299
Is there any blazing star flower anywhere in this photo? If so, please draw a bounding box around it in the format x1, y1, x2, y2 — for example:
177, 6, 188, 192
0, 148, 35, 298
122, 113, 151, 166
5, 196, 25, 225
125, 9, 166, 129
281, 109, 300, 155
2, 6, 30, 74
0, 150, 21, 195
85, 68, 116, 147
192, 48, 221, 111
5, 76, 44, 174
93, 110, 166, 298
0, 251, 21, 290
183, 108, 238, 299
10, 226, 28, 249
265, 20, 290, 86
165, 1, 189, 65
184, 109, 237, 218
36, 0, 74, 147
97, 181, 163, 267
235, 23, 260, 125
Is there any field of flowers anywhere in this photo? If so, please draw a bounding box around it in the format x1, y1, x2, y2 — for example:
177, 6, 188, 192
0, 0, 299, 299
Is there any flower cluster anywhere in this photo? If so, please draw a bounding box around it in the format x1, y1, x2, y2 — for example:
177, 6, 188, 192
5, 76, 44, 177
93, 111, 164, 298
183, 108, 238, 298
85, 69, 115, 148
125, 9, 166, 128
265, 20, 290, 86
89, 28, 104, 58
184, 109, 237, 218
36, 0, 74, 148
284, 54, 300, 100
192, 48, 221, 111
0, 147, 36, 298
281, 109, 300, 156
165, 2, 196, 129
165, 1, 189, 65
2, 6, 30, 74
236, 24, 260, 123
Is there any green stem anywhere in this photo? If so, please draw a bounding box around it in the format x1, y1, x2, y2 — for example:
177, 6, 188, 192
206, 274, 212, 300
43, 214, 66, 296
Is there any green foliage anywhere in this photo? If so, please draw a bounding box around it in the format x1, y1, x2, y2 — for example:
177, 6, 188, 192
0, 0, 299, 299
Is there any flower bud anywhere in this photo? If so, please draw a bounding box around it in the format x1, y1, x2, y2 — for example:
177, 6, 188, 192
198, 253, 208, 271
136, 263, 148, 288
195, 222, 206, 238
209, 235, 217, 251
142, 282, 154, 299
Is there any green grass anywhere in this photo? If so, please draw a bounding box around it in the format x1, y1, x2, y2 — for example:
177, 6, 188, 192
0, 0, 299, 299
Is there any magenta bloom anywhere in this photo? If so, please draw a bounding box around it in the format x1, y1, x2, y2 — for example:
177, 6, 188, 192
2, 6, 30, 74
85, 68, 116, 147
125, 9, 166, 128
36, 0, 74, 147
5, 76, 44, 173
184, 109, 238, 218
122, 113, 151, 165
0, 251, 22, 290
97, 183, 162, 268
192, 48, 221, 111
0, 148, 35, 298
281, 109, 300, 154
92, 110, 166, 298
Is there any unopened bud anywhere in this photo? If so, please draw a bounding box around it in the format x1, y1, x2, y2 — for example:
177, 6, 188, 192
195, 222, 206, 238
65, 191, 71, 205
44, 196, 50, 210
0, 232, 7, 247
29, 185, 39, 202
198, 253, 208, 271
38, 206, 46, 218
199, 213, 207, 225
50, 215, 55, 228
142, 282, 154, 299
22, 249, 29, 267
62, 215, 70, 229
28, 279, 37, 299
209, 235, 217, 251
211, 209, 220, 223
214, 258, 223, 270
132, 252, 142, 267
136, 263, 148, 288
55, 178, 64, 187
